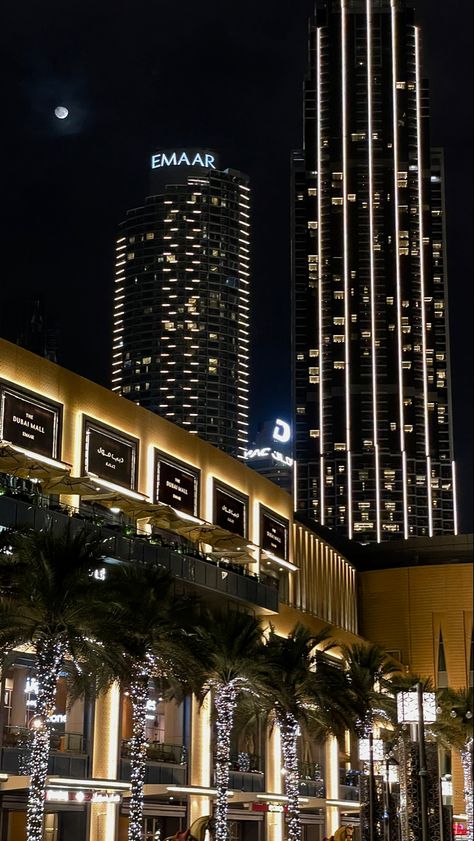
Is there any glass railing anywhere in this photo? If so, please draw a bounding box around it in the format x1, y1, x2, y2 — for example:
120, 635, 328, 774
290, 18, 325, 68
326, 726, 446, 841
121, 740, 187, 765
0, 488, 278, 592
1, 725, 88, 754
228, 752, 264, 773
298, 761, 324, 781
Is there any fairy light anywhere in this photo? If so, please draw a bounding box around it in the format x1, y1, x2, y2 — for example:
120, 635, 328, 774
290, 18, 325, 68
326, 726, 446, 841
127, 659, 151, 841
461, 737, 473, 841
26, 641, 66, 841
277, 711, 301, 841
214, 681, 238, 841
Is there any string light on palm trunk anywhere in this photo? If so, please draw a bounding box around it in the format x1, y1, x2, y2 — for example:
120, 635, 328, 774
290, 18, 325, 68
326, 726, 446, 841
214, 681, 238, 841
278, 712, 301, 841
461, 738, 473, 841
128, 660, 152, 841
26, 640, 66, 841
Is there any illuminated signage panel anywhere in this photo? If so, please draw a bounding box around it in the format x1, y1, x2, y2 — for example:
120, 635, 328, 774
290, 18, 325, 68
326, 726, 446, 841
84, 421, 137, 490
214, 485, 247, 538
151, 150, 217, 170
261, 511, 289, 562
0, 385, 60, 459
155, 456, 198, 517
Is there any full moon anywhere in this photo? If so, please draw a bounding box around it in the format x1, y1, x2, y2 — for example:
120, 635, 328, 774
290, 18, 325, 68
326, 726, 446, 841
54, 106, 69, 120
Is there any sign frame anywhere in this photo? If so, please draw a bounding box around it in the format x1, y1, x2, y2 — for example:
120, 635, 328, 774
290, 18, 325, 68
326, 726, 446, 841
260, 505, 289, 563
82, 417, 139, 492
213, 479, 248, 539
0, 379, 63, 461
153, 449, 200, 518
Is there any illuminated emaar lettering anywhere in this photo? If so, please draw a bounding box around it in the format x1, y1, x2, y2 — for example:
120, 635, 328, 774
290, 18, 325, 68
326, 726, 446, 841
151, 151, 217, 170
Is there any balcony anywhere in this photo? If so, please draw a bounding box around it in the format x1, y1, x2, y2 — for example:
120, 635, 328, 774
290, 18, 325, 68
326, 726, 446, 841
299, 761, 326, 798
0, 726, 89, 777
226, 753, 265, 793
119, 741, 187, 786
339, 769, 361, 802
0, 493, 279, 613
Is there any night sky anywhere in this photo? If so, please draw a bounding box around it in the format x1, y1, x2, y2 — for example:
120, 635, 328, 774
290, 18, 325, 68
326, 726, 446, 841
1, 0, 472, 531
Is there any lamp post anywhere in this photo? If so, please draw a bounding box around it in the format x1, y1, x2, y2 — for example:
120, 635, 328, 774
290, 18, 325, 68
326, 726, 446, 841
397, 685, 437, 841
359, 734, 384, 841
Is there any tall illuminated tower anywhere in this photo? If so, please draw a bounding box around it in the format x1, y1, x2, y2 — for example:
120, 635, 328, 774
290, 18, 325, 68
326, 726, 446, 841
112, 150, 250, 458
292, 1, 457, 541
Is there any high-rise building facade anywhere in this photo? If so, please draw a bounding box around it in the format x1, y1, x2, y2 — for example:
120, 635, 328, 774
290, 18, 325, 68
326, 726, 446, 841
112, 150, 250, 458
292, 0, 457, 542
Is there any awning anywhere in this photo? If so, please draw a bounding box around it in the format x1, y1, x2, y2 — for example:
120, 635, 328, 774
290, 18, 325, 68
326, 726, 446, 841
40, 475, 106, 497
0, 441, 70, 483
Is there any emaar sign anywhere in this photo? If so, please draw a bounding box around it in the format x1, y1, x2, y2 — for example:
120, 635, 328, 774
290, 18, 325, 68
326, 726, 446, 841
151, 150, 216, 170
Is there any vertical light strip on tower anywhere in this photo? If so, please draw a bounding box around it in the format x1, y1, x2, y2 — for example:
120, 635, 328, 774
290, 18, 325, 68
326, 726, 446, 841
415, 27, 434, 537
452, 461, 459, 536
111, 237, 127, 393
237, 184, 251, 457
317, 27, 325, 525
341, 0, 353, 538
366, 0, 381, 542
391, 1, 409, 538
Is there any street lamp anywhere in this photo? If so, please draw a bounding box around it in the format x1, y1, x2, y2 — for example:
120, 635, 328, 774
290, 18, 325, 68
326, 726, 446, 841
359, 735, 384, 841
397, 684, 437, 841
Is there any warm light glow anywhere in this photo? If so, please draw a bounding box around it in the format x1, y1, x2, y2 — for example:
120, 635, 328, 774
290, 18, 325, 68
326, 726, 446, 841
167, 786, 234, 797
86, 475, 147, 502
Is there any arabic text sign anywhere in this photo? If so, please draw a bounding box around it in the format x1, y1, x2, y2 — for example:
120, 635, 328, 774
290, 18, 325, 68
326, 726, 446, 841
85, 424, 136, 490
156, 458, 198, 517
261, 512, 288, 561
214, 487, 247, 537
1, 388, 59, 459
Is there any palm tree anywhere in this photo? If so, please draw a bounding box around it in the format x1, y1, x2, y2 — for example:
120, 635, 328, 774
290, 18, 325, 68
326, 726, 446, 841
192, 609, 266, 841
262, 625, 351, 841
435, 687, 473, 841
341, 643, 400, 737
0, 524, 112, 841
95, 562, 199, 841
340, 643, 404, 841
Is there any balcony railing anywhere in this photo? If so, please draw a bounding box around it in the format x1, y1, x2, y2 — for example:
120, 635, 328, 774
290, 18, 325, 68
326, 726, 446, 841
1, 726, 88, 755
121, 740, 186, 765
0, 492, 279, 612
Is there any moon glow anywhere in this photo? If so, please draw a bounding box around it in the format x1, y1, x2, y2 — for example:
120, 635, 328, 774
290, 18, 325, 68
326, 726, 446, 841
54, 106, 69, 120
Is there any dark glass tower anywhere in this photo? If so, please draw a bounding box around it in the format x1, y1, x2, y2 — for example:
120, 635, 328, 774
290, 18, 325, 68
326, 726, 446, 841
292, 1, 457, 541
112, 150, 250, 458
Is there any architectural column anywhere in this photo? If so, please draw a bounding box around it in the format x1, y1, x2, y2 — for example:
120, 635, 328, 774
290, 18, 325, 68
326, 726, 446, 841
89, 683, 121, 841
189, 694, 212, 825
265, 722, 283, 841
325, 736, 340, 837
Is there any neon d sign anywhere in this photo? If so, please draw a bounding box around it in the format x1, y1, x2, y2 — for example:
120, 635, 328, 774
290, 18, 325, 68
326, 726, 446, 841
151, 151, 216, 170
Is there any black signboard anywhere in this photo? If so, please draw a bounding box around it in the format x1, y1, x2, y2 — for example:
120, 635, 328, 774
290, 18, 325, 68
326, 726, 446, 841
84, 423, 137, 490
156, 458, 198, 517
261, 511, 289, 561
214, 486, 247, 537
0, 388, 59, 459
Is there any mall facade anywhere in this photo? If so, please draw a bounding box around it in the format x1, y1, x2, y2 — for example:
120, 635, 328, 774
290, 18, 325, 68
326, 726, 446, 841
0, 338, 471, 841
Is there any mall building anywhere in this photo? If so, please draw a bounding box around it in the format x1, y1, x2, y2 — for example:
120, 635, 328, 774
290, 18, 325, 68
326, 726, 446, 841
0, 338, 471, 841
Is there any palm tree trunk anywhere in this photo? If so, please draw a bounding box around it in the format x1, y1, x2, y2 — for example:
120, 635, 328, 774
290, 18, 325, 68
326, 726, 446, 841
27, 640, 66, 841
461, 738, 473, 841
278, 712, 301, 841
214, 682, 238, 841
128, 664, 150, 841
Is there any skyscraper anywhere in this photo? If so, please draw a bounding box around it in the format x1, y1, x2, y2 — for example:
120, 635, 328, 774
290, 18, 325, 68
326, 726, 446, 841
112, 150, 250, 458
292, 1, 457, 541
